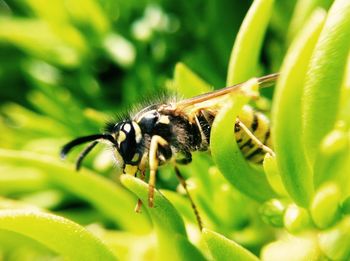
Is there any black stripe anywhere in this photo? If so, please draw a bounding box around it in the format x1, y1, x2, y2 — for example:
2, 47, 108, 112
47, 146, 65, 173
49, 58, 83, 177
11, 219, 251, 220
246, 148, 263, 160
263, 129, 270, 144
240, 139, 252, 149
251, 113, 259, 132
234, 123, 241, 132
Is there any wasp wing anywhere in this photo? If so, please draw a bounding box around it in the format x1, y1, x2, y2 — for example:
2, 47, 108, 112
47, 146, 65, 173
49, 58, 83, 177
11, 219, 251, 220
174, 73, 279, 111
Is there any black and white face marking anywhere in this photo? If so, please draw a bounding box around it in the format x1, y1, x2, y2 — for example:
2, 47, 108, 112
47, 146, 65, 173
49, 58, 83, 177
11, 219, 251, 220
111, 120, 143, 174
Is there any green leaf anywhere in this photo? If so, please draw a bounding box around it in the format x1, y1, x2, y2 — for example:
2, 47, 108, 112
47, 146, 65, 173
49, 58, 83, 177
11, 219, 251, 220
283, 204, 312, 234
338, 55, 350, 125
211, 79, 276, 202
287, 0, 333, 42
261, 234, 321, 261
202, 228, 260, 261
120, 175, 186, 235
103, 33, 136, 68
173, 63, 211, 98
313, 127, 349, 188
27, 0, 109, 35
310, 182, 341, 229
226, 0, 275, 85
0, 18, 82, 67
160, 190, 198, 226
319, 216, 350, 260
0, 210, 117, 260
262, 154, 288, 196
341, 195, 350, 214
302, 0, 350, 162
0, 149, 151, 234
0, 229, 54, 257
259, 199, 287, 228
63, 0, 109, 35
271, 10, 326, 206
120, 175, 205, 261
0, 166, 48, 195
0, 197, 42, 211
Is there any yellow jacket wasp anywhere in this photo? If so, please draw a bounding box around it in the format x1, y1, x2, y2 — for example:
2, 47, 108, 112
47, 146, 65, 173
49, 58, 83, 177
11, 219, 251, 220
61, 73, 278, 230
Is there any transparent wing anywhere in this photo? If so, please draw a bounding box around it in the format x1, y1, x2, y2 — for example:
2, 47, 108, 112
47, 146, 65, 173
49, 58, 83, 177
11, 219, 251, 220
174, 73, 279, 110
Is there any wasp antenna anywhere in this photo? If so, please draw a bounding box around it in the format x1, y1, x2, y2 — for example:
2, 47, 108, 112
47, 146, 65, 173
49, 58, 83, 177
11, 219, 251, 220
60, 134, 116, 159
75, 140, 99, 171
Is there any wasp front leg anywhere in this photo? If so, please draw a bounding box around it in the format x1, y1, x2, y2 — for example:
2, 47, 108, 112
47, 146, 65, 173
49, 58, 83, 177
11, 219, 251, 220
135, 153, 148, 213
148, 135, 169, 207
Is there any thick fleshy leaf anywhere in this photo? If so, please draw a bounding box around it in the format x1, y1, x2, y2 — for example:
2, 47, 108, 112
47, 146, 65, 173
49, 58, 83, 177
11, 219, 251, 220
261, 234, 321, 261
0, 166, 48, 195
173, 63, 211, 98
226, 0, 275, 85
202, 228, 259, 261
259, 199, 287, 228
0, 149, 151, 234
287, 0, 333, 41
211, 79, 276, 202
263, 154, 287, 196
310, 182, 341, 229
319, 216, 350, 260
283, 204, 312, 234
0, 210, 117, 260
120, 175, 205, 261
160, 190, 197, 226
272, 10, 326, 206
302, 0, 350, 162
313, 128, 349, 189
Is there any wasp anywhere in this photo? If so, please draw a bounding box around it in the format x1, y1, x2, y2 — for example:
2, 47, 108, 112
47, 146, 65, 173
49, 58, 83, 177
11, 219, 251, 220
61, 73, 278, 230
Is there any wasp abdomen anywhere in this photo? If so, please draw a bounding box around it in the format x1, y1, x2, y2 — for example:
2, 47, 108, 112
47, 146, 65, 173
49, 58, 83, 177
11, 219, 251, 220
192, 105, 271, 164
235, 106, 272, 163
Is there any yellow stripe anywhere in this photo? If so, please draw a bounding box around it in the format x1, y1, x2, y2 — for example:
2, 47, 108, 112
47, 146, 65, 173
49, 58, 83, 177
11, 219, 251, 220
235, 105, 272, 161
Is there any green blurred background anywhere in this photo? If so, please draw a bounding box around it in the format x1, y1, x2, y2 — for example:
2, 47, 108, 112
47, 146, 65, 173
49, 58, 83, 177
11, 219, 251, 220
0, 0, 336, 260
0, 0, 296, 168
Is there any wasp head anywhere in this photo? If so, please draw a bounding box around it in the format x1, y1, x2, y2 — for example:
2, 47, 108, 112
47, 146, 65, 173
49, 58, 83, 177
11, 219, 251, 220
61, 119, 142, 174
108, 120, 142, 174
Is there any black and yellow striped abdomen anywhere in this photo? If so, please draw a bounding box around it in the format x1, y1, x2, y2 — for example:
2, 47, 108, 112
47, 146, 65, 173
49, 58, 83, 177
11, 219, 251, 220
194, 105, 271, 164
234, 105, 271, 163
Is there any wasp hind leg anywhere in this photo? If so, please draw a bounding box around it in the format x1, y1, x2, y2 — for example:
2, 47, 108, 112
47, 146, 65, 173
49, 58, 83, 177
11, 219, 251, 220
148, 135, 169, 208
174, 165, 203, 231
236, 119, 275, 157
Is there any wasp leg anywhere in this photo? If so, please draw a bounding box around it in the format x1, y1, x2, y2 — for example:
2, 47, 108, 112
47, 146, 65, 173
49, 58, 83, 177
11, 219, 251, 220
135, 154, 148, 213
176, 150, 192, 165
135, 170, 145, 213
236, 119, 275, 156
148, 135, 169, 207
174, 165, 203, 231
